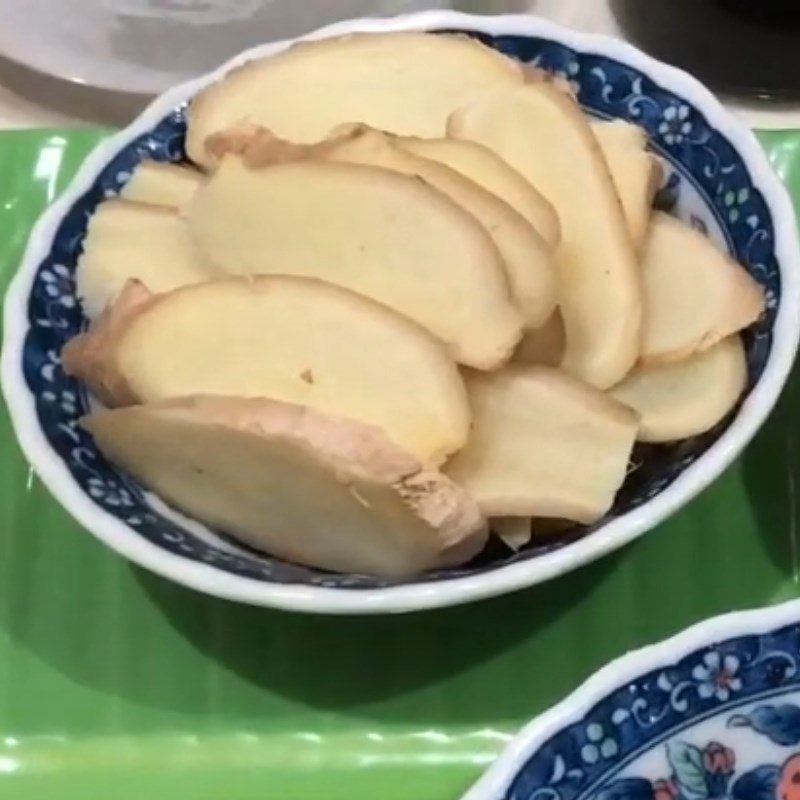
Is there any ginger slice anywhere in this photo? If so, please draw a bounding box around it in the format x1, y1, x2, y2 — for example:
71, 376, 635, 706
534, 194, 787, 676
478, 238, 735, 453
188, 32, 524, 168
65, 276, 471, 466
187, 156, 523, 368
450, 81, 641, 388
611, 336, 747, 443
446, 366, 638, 523
640, 213, 764, 365
84, 396, 487, 578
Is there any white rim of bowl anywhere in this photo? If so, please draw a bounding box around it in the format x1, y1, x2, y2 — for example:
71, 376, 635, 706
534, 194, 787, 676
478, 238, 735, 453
461, 595, 800, 800
2, 10, 799, 615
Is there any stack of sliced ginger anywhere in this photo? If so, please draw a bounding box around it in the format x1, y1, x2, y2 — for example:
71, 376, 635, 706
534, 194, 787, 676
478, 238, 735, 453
63, 32, 765, 578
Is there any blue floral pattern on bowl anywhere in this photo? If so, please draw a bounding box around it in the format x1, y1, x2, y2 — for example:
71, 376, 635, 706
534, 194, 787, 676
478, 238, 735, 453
18, 30, 780, 590
496, 616, 800, 800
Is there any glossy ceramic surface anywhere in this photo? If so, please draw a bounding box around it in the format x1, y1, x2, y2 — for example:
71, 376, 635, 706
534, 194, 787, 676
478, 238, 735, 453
0, 126, 798, 795
464, 600, 800, 800
3, 12, 799, 613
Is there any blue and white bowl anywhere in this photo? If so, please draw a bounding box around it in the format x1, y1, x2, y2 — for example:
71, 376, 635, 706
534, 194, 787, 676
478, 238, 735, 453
464, 599, 800, 800
2, 11, 799, 613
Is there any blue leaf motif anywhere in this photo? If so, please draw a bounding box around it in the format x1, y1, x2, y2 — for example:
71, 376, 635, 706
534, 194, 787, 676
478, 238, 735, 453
729, 704, 800, 746
667, 742, 708, 800
595, 778, 654, 800
731, 765, 780, 800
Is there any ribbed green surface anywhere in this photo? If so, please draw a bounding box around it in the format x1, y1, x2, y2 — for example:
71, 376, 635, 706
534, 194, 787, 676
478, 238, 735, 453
0, 129, 798, 799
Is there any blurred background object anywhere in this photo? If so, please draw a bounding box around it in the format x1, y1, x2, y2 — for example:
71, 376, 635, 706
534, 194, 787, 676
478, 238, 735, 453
0, 0, 530, 95
0, 0, 796, 128
613, 0, 800, 101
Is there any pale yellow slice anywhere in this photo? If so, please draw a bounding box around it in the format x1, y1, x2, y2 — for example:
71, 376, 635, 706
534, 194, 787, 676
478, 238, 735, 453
397, 136, 560, 248
188, 157, 524, 368
188, 32, 524, 168
323, 127, 556, 328
446, 366, 638, 523
65, 276, 471, 465
227, 125, 555, 329
641, 213, 764, 364
593, 117, 648, 150
449, 81, 641, 389
63, 280, 155, 407
592, 119, 661, 251
84, 396, 487, 578
120, 161, 205, 209
492, 517, 532, 551
611, 336, 747, 443
75, 199, 216, 318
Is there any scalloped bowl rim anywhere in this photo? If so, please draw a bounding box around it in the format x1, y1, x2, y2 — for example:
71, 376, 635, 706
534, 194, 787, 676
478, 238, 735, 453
2, 10, 799, 614
461, 596, 800, 800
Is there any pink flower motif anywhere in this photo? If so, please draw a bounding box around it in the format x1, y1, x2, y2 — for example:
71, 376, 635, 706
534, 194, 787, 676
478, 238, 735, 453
703, 741, 735, 775
653, 778, 679, 800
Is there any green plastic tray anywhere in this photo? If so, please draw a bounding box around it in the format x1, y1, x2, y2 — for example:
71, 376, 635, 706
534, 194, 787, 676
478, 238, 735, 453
0, 128, 799, 800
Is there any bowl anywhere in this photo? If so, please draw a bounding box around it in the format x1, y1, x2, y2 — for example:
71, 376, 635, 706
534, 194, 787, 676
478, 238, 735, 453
2, 10, 799, 614
463, 598, 800, 800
